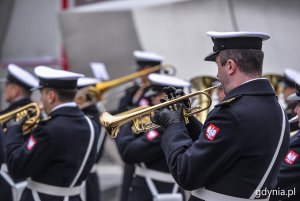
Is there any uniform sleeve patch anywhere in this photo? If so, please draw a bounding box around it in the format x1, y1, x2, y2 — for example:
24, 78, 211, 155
146, 130, 160, 141
26, 135, 37, 151
205, 123, 220, 141
284, 150, 299, 165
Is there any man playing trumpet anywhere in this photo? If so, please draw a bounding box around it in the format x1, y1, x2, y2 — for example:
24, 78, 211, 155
3, 66, 100, 201
116, 73, 190, 201
0, 64, 38, 201
152, 31, 290, 200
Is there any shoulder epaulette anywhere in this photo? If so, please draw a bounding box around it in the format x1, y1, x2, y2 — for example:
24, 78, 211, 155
215, 96, 241, 107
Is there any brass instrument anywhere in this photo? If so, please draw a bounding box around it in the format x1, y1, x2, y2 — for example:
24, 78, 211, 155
263, 74, 284, 95
0, 103, 41, 135
190, 76, 218, 123
100, 83, 221, 138
77, 64, 175, 108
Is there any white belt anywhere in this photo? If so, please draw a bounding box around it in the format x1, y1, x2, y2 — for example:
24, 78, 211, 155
27, 178, 81, 197
135, 165, 175, 183
1, 163, 8, 172
90, 165, 97, 173
191, 188, 269, 201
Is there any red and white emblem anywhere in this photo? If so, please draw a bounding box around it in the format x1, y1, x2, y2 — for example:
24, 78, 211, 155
284, 150, 299, 165
26, 135, 37, 151
146, 130, 160, 141
205, 123, 220, 141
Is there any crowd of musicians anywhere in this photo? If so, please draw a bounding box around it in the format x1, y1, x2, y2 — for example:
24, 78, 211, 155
0, 31, 300, 201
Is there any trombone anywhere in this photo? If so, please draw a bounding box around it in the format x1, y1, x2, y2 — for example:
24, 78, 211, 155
76, 64, 175, 108
100, 83, 221, 138
0, 102, 41, 135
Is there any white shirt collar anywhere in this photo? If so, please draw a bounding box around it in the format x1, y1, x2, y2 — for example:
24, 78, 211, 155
242, 77, 267, 85
51, 102, 77, 112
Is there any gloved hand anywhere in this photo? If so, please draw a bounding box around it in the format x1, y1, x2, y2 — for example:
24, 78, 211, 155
163, 86, 177, 99
163, 86, 191, 108
173, 88, 191, 108
6, 115, 27, 128
151, 103, 184, 128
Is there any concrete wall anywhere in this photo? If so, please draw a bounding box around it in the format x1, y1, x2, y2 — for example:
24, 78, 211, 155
133, 0, 300, 79
59, 10, 142, 78
1, 0, 61, 66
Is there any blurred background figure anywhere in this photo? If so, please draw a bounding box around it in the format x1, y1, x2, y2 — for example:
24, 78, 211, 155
271, 77, 300, 201
0, 64, 38, 201
76, 77, 107, 201
116, 50, 164, 201
283, 68, 300, 133
0, 128, 3, 167
115, 73, 190, 201
117, 50, 164, 113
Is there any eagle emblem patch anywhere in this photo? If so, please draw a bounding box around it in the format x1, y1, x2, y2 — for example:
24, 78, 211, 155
146, 130, 159, 141
26, 135, 37, 151
284, 150, 299, 165
206, 123, 220, 141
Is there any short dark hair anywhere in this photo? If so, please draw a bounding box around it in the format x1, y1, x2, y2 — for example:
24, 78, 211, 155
218, 49, 264, 77
43, 88, 77, 102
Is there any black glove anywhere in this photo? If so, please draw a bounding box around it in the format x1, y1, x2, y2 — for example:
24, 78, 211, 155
152, 103, 184, 128
163, 86, 177, 99
6, 115, 27, 128
174, 88, 191, 108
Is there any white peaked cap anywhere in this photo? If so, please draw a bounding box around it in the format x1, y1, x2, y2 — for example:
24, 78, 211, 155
205, 31, 270, 61
34, 66, 84, 90
207, 31, 270, 40
77, 77, 99, 88
284, 68, 300, 85
133, 50, 164, 62
149, 73, 190, 88
287, 76, 300, 101
7, 64, 39, 89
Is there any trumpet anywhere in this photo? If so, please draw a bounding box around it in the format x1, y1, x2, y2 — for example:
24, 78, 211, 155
77, 64, 175, 107
263, 74, 284, 95
100, 83, 221, 138
0, 102, 41, 135
190, 76, 218, 123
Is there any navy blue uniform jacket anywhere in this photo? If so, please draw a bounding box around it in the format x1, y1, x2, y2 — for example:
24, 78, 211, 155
0, 97, 33, 201
161, 79, 290, 200
4, 106, 100, 201
116, 123, 184, 201
270, 130, 300, 201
